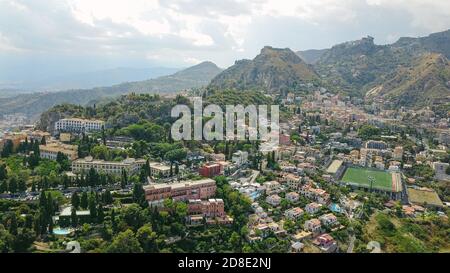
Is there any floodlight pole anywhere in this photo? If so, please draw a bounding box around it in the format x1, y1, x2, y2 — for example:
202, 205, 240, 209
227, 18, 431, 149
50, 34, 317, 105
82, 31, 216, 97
368, 176, 375, 193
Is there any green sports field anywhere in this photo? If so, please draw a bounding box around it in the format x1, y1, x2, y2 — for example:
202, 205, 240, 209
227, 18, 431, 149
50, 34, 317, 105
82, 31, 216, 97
341, 167, 392, 191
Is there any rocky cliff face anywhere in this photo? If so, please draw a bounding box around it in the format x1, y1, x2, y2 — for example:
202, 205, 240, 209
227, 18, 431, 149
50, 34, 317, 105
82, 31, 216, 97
309, 29, 450, 107
208, 46, 318, 94
365, 53, 450, 108
37, 104, 85, 133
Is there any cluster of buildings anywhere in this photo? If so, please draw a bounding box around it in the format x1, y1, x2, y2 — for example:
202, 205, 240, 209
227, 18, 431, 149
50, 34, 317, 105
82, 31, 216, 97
143, 178, 233, 225
187, 199, 233, 225
197, 150, 249, 178
240, 162, 342, 253
4, 90, 450, 253
0, 131, 28, 151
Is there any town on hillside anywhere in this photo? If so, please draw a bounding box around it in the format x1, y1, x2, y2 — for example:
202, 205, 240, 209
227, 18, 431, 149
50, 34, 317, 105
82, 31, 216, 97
0, 88, 449, 253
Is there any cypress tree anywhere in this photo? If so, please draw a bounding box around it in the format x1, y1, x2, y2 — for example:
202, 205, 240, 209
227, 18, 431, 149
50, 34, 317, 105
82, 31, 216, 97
0, 164, 7, 180
88, 193, 97, 222
48, 217, 54, 234
46, 193, 54, 219
18, 179, 27, 192
121, 169, 128, 189
0, 180, 7, 193
80, 192, 88, 210
39, 191, 47, 209
71, 207, 78, 227
97, 204, 104, 223
8, 177, 18, 193
9, 213, 18, 235
71, 192, 80, 209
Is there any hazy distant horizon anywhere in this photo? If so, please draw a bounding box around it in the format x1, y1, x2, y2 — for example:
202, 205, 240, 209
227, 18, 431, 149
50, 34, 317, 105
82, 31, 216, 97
2, 0, 450, 89
0, 65, 182, 92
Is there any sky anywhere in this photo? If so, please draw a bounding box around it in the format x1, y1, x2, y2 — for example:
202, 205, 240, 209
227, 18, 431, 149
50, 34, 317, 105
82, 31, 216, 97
2, 0, 450, 84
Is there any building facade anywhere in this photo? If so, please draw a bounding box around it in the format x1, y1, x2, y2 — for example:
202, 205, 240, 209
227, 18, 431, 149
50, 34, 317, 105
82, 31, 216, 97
71, 156, 145, 175
55, 118, 105, 133
40, 142, 78, 161
199, 163, 222, 178
143, 179, 217, 205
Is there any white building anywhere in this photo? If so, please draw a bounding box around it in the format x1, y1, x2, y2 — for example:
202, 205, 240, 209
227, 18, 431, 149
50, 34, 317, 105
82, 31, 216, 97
286, 192, 300, 202
232, 150, 248, 166
304, 218, 322, 233
149, 162, 172, 178
55, 118, 105, 133
393, 146, 403, 160
72, 156, 146, 175
282, 174, 302, 190
319, 213, 339, 226
305, 202, 323, 215
284, 207, 304, 220
266, 194, 281, 207
263, 181, 281, 194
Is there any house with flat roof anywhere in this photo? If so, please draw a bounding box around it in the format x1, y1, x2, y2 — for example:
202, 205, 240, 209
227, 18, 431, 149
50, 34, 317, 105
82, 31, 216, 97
149, 162, 172, 178
54, 207, 90, 227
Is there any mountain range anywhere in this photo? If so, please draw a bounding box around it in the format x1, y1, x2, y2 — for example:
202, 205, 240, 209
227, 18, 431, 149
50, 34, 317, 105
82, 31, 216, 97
0, 67, 181, 92
208, 29, 450, 108
2, 29, 450, 119
298, 30, 450, 106
0, 61, 223, 119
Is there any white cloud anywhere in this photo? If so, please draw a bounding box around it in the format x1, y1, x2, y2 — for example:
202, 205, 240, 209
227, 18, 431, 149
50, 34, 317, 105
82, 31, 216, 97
254, 0, 358, 23
1, 0, 450, 71
366, 0, 450, 32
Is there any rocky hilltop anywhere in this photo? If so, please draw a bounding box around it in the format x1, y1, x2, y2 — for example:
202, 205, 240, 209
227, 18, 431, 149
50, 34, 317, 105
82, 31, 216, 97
208, 46, 318, 94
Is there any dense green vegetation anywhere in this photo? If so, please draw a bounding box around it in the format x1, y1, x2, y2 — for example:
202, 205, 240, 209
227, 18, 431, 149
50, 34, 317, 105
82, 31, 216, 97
204, 89, 273, 107
362, 212, 450, 253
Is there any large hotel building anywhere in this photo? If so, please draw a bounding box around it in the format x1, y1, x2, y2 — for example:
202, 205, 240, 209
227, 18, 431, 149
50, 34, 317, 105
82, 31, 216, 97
40, 142, 78, 161
143, 178, 217, 205
71, 156, 146, 175
55, 118, 105, 133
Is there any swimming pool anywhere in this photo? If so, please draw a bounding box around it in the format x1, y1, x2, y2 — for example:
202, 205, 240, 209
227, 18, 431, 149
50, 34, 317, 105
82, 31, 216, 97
53, 228, 71, 235
329, 203, 343, 213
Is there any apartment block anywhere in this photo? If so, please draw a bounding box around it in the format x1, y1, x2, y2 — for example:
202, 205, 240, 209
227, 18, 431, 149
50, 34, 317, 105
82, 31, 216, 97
199, 163, 222, 178
365, 140, 387, 150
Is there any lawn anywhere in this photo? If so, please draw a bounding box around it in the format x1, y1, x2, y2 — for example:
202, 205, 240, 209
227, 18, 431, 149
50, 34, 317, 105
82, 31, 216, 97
341, 167, 392, 191
407, 188, 444, 207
